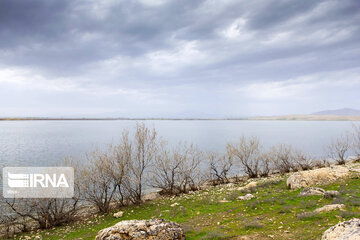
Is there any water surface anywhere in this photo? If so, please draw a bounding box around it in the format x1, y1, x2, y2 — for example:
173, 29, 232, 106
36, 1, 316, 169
0, 120, 358, 167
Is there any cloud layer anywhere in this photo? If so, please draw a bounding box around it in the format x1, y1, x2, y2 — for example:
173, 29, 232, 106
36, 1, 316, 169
0, 0, 359, 117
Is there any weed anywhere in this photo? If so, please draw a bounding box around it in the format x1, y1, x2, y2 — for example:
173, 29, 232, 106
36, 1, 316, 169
199, 229, 227, 240
340, 211, 360, 219
244, 220, 264, 229
296, 212, 319, 220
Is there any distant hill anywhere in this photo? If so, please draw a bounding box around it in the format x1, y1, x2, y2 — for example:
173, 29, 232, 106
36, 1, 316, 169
312, 108, 360, 116
249, 108, 360, 121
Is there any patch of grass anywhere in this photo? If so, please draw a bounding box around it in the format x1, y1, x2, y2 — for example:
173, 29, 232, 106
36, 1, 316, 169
13, 174, 360, 240
349, 198, 360, 207
296, 212, 319, 220
339, 211, 360, 219
300, 200, 318, 210
227, 191, 240, 201
278, 205, 293, 214
198, 228, 227, 240
244, 220, 264, 229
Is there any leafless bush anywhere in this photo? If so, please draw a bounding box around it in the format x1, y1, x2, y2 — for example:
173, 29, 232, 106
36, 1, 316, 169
293, 150, 313, 171
227, 136, 261, 178
125, 123, 158, 204
271, 144, 295, 174
177, 144, 203, 192
152, 142, 184, 194
0, 214, 29, 238
327, 134, 352, 165
207, 152, 233, 184
79, 149, 119, 213
110, 134, 131, 206
313, 158, 329, 168
5, 198, 79, 229
258, 152, 272, 177
152, 143, 203, 194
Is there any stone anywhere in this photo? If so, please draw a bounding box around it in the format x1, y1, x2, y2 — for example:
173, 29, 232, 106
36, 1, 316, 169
299, 187, 325, 196
170, 202, 179, 207
237, 182, 257, 191
324, 190, 340, 198
142, 192, 161, 201
314, 204, 345, 213
322, 218, 360, 240
238, 193, 255, 201
114, 211, 124, 218
95, 219, 185, 240
287, 166, 350, 189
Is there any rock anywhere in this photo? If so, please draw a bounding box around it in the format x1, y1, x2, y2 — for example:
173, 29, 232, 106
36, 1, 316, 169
322, 218, 360, 240
95, 219, 185, 240
287, 166, 350, 189
299, 187, 325, 196
238, 193, 255, 201
114, 211, 124, 218
237, 182, 257, 191
314, 204, 345, 213
142, 192, 161, 201
170, 202, 179, 207
324, 190, 340, 198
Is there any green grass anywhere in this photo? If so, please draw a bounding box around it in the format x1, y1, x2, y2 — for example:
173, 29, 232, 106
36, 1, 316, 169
14, 176, 360, 240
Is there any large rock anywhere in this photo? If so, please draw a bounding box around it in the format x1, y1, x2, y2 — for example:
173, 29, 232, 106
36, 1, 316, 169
238, 193, 255, 201
314, 204, 345, 213
286, 166, 350, 189
95, 219, 185, 240
324, 190, 340, 199
114, 211, 124, 218
236, 181, 257, 192
322, 218, 360, 240
299, 187, 325, 196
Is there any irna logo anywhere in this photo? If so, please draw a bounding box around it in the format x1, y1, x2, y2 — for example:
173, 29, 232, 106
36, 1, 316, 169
3, 167, 74, 198
7, 172, 69, 188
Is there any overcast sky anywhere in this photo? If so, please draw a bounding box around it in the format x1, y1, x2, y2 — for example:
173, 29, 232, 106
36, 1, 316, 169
0, 0, 359, 118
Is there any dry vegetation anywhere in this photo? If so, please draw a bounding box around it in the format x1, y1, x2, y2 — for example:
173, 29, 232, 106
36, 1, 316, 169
1, 123, 360, 239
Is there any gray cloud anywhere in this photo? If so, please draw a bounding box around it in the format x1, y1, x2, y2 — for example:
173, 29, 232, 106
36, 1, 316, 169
0, 0, 359, 117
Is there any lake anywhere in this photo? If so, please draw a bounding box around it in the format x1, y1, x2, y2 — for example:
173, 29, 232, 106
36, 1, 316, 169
0, 120, 358, 167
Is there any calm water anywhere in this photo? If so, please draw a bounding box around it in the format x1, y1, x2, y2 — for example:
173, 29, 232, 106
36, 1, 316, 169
0, 120, 358, 167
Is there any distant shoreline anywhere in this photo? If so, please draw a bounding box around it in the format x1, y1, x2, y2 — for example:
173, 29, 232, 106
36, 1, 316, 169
1, 115, 360, 121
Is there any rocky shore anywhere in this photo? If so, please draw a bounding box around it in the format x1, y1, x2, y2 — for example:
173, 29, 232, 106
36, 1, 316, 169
5, 159, 360, 239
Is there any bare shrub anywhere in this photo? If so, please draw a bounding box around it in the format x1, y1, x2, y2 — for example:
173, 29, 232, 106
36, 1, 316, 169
327, 134, 352, 165
151, 142, 184, 194
125, 123, 158, 204
227, 136, 261, 178
0, 203, 23, 238
152, 142, 203, 194
110, 135, 132, 206
207, 151, 233, 184
271, 144, 295, 174
313, 158, 329, 168
293, 150, 313, 171
79, 149, 119, 213
258, 152, 272, 177
5, 198, 79, 229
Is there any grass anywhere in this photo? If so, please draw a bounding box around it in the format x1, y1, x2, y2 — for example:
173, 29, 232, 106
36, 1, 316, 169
14, 174, 360, 240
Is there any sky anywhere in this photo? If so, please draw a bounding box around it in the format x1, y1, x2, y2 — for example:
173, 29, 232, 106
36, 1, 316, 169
0, 0, 359, 118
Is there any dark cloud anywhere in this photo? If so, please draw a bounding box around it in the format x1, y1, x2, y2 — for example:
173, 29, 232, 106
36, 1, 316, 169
0, 0, 359, 116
